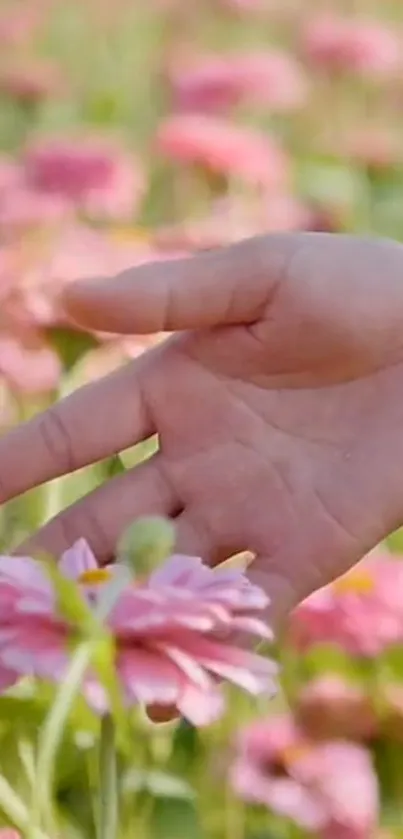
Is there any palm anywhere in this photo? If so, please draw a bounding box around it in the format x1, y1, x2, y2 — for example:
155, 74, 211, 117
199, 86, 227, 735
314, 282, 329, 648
144, 319, 403, 620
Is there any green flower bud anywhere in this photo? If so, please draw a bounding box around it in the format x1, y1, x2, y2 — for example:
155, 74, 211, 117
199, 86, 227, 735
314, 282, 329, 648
117, 516, 175, 576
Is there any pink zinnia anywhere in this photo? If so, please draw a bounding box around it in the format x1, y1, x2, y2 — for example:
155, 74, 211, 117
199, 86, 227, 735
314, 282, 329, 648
23, 136, 145, 221
290, 558, 403, 657
296, 675, 376, 741
0, 59, 64, 105
156, 115, 288, 187
231, 714, 378, 838
0, 335, 61, 394
301, 15, 401, 80
0, 542, 277, 725
168, 50, 308, 114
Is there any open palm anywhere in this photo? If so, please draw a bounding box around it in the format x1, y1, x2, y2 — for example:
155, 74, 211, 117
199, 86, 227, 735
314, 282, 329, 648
3, 232, 403, 627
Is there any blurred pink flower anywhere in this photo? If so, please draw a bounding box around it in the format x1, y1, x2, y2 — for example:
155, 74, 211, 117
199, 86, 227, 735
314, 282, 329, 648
168, 50, 308, 114
339, 128, 402, 172
23, 136, 145, 221
0, 334, 61, 394
0, 157, 22, 195
155, 193, 307, 251
0, 187, 72, 234
296, 675, 376, 741
156, 115, 288, 187
0, 830, 23, 839
0, 6, 41, 46
0, 59, 64, 105
0, 542, 277, 724
289, 558, 403, 656
231, 714, 378, 837
301, 15, 401, 80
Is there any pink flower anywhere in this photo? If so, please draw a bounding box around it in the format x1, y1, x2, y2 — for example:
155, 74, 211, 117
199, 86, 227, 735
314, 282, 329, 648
0, 6, 41, 46
290, 558, 403, 656
156, 115, 288, 187
0, 542, 277, 725
296, 675, 376, 741
0, 188, 72, 234
0, 59, 64, 105
0, 334, 61, 394
23, 136, 145, 221
168, 50, 308, 114
301, 16, 401, 80
231, 714, 378, 838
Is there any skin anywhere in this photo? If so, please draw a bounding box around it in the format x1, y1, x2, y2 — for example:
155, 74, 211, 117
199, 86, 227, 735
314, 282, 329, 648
3, 231, 403, 635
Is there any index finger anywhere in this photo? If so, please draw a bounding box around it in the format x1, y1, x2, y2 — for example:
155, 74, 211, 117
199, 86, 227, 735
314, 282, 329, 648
0, 351, 155, 505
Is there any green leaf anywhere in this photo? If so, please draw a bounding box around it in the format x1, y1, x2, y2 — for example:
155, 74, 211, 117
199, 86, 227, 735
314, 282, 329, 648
46, 326, 100, 373
122, 769, 195, 801
104, 455, 126, 479
149, 799, 203, 839
301, 643, 361, 680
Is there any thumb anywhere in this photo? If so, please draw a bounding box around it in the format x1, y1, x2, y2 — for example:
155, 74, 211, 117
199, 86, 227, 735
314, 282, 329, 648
61, 234, 297, 334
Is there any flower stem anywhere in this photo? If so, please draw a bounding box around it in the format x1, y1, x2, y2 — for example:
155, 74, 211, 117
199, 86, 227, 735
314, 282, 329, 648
97, 713, 118, 839
34, 640, 95, 833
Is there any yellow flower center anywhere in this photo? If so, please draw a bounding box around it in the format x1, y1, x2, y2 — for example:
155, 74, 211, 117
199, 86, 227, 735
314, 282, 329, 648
79, 568, 112, 586
281, 744, 311, 765
332, 569, 374, 596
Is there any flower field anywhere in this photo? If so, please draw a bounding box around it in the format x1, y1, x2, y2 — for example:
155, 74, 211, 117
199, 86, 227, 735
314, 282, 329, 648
1, 0, 403, 837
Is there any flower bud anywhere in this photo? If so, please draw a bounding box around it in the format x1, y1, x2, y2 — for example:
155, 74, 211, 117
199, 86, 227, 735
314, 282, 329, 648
117, 516, 175, 576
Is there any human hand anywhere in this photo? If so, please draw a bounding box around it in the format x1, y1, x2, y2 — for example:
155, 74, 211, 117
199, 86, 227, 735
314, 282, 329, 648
3, 232, 403, 629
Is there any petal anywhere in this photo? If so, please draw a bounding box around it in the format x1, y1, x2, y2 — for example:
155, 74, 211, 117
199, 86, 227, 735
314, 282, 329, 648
117, 648, 182, 706
0, 556, 51, 595
156, 644, 213, 689
167, 634, 279, 695
177, 683, 225, 726
59, 539, 98, 581
0, 665, 18, 692
149, 555, 205, 588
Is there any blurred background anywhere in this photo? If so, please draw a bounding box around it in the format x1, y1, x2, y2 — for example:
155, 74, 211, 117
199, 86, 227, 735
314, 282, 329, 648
0, 2, 403, 837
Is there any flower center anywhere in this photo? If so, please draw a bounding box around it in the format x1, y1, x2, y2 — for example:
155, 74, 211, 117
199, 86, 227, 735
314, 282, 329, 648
79, 568, 112, 586
332, 569, 374, 596
281, 744, 310, 765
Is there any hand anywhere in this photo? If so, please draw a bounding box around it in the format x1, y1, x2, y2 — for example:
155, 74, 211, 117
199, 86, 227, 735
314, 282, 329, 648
3, 232, 403, 630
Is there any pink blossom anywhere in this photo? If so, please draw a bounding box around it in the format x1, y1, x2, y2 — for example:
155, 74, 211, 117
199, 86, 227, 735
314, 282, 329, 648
23, 136, 145, 221
168, 50, 308, 114
0, 188, 72, 234
0, 830, 23, 839
156, 115, 288, 187
290, 558, 403, 656
231, 714, 378, 837
301, 16, 401, 80
296, 675, 376, 741
0, 334, 61, 394
0, 542, 277, 725
0, 6, 41, 46
0, 59, 64, 105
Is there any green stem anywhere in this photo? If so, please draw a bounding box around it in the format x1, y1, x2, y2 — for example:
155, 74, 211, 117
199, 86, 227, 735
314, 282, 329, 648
34, 640, 95, 832
98, 714, 118, 839
0, 773, 50, 839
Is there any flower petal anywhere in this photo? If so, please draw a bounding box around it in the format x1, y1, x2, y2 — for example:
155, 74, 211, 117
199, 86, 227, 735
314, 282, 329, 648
59, 538, 98, 581
177, 682, 225, 725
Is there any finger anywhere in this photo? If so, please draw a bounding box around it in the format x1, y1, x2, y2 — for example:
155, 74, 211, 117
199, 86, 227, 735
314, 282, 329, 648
61, 234, 299, 334
0, 355, 155, 505
17, 454, 181, 561
246, 556, 299, 635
